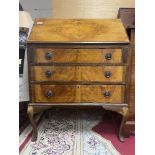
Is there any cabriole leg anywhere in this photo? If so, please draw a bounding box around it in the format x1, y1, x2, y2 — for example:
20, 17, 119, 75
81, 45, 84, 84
27, 105, 37, 142
118, 108, 129, 142
103, 106, 129, 142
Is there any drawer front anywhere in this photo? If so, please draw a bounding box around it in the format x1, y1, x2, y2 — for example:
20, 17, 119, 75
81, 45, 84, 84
30, 66, 126, 82
31, 85, 125, 103
31, 48, 122, 63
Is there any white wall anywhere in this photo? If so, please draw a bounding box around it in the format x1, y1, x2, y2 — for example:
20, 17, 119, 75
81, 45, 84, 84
52, 0, 135, 19
20, 0, 52, 19
20, 0, 135, 19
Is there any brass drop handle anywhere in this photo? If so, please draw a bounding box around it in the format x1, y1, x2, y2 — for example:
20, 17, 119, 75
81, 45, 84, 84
45, 70, 53, 77
45, 90, 53, 98
45, 52, 53, 60
105, 53, 112, 60
103, 91, 110, 98
104, 71, 112, 78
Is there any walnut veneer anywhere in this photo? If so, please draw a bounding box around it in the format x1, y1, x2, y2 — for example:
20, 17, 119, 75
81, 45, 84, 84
27, 19, 130, 142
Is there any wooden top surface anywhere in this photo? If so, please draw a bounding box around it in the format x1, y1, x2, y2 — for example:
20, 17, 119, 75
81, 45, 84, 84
28, 18, 129, 44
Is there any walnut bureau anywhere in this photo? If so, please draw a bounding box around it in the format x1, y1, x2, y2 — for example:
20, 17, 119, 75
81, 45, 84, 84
27, 19, 130, 142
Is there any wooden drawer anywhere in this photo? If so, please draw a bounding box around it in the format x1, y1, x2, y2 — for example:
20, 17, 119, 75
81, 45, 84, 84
31, 48, 123, 63
30, 66, 126, 83
31, 84, 125, 103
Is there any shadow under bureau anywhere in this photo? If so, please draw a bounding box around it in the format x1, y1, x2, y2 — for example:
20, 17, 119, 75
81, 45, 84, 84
27, 19, 130, 142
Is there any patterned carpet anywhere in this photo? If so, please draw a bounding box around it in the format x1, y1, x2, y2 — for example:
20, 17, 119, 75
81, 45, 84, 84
93, 115, 135, 155
20, 109, 121, 155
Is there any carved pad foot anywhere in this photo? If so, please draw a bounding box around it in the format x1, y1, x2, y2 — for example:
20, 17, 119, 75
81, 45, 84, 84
31, 131, 38, 142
